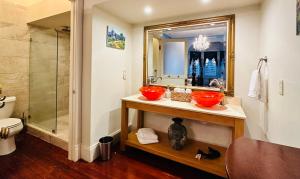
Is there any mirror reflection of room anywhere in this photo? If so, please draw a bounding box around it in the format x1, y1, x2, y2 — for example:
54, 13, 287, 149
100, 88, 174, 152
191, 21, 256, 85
147, 22, 228, 89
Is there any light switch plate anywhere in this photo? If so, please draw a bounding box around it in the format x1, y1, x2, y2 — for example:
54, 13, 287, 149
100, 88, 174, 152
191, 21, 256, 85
279, 80, 284, 96
122, 70, 127, 80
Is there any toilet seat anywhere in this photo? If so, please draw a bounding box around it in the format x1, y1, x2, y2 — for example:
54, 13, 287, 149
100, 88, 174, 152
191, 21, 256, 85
0, 118, 22, 128
0, 118, 23, 136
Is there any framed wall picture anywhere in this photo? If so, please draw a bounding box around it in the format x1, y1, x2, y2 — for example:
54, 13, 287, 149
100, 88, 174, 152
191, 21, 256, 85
106, 26, 125, 49
297, 0, 300, 35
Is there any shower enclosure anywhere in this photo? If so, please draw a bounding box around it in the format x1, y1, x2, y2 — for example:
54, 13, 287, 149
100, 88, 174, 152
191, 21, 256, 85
28, 26, 70, 141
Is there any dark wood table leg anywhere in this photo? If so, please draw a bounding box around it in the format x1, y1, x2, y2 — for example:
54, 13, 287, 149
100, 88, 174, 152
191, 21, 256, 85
137, 110, 144, 129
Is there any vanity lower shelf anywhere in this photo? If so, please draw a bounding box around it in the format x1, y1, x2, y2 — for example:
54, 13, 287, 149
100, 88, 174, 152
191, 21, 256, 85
125, 130, 227, 177
121, 94, 246, 178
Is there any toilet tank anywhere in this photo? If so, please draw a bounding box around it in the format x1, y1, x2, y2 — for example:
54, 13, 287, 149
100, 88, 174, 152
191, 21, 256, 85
0, 96, 16, 119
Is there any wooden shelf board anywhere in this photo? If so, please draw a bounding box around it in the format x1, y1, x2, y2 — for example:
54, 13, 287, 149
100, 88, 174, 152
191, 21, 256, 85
125, 130, 227, 177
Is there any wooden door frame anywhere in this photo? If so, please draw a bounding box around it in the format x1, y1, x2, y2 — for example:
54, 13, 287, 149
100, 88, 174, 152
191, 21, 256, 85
68, 0, 83, 161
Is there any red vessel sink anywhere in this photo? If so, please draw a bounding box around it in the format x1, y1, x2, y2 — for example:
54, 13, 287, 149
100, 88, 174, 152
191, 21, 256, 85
191, 91, 224, 107
140, 86, 166, 100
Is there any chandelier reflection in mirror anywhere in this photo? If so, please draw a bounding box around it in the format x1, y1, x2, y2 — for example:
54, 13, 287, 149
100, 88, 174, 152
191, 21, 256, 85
193, 35, 210, 51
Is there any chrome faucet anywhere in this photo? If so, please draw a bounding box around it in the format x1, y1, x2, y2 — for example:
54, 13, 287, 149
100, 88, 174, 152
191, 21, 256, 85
209, 79, 225, 105
209, 79, 224, 89
148, 76, 162, 84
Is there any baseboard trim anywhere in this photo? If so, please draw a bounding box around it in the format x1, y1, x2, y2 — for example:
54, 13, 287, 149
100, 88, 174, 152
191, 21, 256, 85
80, 144, 95, 162
80, 128, 126, 162
69, 144, 80, 161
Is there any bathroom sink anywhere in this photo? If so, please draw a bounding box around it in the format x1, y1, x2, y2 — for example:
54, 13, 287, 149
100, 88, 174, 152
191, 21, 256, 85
191, 91, 224, 107
140, 86, 166, 100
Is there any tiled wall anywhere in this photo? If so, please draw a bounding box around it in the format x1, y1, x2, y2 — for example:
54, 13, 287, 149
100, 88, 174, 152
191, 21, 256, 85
0, 0, 70, 121
57, 31, 70, 116
0, 0, 30, 118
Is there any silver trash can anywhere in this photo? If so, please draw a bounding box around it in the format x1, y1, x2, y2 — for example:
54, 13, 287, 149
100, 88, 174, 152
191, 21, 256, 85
99, 136, 113, 161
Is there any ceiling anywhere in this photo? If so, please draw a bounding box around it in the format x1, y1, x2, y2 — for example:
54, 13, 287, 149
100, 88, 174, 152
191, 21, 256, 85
28, 11, 70, 29
150, 22, 226, 39
96, 0, 262, 24
11, 0, 44, 7
164, 27, 226, 39
166, 23, 226, 38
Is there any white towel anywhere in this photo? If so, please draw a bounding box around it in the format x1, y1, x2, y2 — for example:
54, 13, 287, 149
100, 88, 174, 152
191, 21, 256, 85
258, 63, 269, 135
136, 133, 159, 144
137, 128, 158, 140
136, 128, 159, 144
258, 64, 268, 104
249, 62, 269, 136
248, 66, 268, 104
248, 70, 259, 98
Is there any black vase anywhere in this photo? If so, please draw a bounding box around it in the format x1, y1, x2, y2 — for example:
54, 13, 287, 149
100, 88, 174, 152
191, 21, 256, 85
168, 118, 187, 150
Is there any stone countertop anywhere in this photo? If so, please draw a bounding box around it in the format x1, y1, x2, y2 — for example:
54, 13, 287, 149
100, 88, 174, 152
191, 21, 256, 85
122, 94, 246, 120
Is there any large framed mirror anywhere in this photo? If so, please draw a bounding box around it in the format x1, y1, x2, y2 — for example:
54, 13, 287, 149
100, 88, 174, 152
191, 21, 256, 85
144, 15, 235, 96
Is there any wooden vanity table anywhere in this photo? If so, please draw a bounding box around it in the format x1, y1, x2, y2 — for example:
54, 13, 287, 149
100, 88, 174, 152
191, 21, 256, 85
121, 94, 246, 177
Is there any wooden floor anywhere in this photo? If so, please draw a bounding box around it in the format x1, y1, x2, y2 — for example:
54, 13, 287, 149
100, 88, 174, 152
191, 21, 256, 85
0, 133, 223, 179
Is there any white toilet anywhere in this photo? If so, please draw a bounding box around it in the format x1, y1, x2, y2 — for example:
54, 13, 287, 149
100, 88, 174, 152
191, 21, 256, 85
0, 96, 23, 155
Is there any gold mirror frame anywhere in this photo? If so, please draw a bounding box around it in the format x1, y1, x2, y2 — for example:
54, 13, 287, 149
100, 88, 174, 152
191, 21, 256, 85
143, 15, 235, 96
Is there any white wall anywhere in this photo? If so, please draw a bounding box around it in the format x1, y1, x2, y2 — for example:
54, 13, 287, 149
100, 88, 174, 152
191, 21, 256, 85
81, 6, 133, 161
81, 0, 300, 163
131, 5, 263, 147
260, 0, 300, 148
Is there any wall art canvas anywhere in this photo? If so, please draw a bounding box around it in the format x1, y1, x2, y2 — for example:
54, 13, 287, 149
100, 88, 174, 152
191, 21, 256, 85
297, 0, 300, 35
106, 26, 125, 49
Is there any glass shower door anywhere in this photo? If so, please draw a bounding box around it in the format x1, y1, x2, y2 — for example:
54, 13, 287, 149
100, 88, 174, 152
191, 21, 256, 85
29, 28, 58, 133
